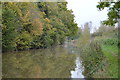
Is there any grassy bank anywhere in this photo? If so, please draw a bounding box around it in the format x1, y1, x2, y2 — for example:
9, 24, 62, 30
92, 36, 118, 78
77, 28, 118, 78
78, 39, 118, 78
77, 39, 104, 78
101, 44, 118, 77
92, 44, 118, 78
92, 26, 119, 77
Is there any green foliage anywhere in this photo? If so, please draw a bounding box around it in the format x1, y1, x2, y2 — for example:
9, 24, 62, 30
97, 1, 120, 26
77, 22, 118, 77
2, 2, 78, 52
77, 22, 91, 48
2, 5, 18, 52
76, 22, 105, 77
16, 32, 33, 50
90, 24, 118, 78
78, 41, 104, 77
92, 24, 118, 47
101, 38, 118, 46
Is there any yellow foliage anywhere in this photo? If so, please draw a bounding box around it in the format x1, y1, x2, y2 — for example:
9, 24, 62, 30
45, 18, 51, 23
7, 2, 43, 36
21, 10, 30, 23
32, 18, 43, 35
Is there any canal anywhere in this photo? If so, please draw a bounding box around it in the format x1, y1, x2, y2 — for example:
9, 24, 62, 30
2, 42, 84, 78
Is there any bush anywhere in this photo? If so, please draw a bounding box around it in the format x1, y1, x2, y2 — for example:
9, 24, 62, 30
79, 41, 104, 77
101, 38, 118, 46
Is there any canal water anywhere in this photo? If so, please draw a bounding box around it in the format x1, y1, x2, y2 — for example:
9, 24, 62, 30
2, 42, 84, 78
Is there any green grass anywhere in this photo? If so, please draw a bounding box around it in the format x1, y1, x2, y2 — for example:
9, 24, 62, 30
101, 44, 118, 78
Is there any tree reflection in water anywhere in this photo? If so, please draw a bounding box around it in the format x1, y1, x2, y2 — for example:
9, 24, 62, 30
3, 46, 77, 78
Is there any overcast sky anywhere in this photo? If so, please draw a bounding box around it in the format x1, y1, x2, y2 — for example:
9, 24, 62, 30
66, 0, 108, 31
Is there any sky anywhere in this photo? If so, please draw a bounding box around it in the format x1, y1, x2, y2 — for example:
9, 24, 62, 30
66, 0, 108, 32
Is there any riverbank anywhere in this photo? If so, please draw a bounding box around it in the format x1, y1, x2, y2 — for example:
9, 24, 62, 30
76, 38, 118, 78
76, 26, 118, 78
92, 30, 118, 78
101, 44, 118, 77
93, 44, 118, 78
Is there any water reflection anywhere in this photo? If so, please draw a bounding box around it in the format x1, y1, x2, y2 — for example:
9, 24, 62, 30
3, 44, 84, 78
71, 57, 84, 78
3, 46, 76, 78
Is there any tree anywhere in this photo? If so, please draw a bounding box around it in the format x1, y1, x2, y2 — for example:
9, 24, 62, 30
2, 5, 18, 51
2, 2, 78, 52
97, 1, 120, 26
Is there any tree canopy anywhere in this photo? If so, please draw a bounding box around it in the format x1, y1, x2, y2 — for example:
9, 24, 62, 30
2, 2, 78, 52
97, 1, 120, 26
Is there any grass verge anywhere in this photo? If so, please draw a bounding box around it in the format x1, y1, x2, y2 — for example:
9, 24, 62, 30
101, 44, 118, 78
